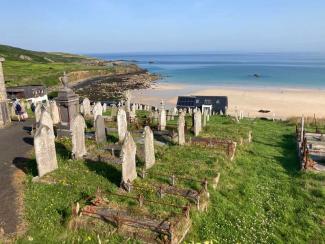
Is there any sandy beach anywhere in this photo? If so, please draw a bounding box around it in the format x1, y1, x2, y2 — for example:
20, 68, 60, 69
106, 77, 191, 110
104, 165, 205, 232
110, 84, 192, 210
131, 82, 325, 119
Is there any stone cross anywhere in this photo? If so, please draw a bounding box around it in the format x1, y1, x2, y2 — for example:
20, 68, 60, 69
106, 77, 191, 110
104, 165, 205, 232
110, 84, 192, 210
117, 107, 128, 143
82, 98, 91, 116
50, 100, 60, 125
193, 110, 202, 136
93, 102, 103, 121
72, 114, 87, 159
121, 131, 137, 186
178, 111, 186, 145
144, 126, 155, 169
34, 125, 58, 177
95, 115, 107, 144
39, 109, 54, 135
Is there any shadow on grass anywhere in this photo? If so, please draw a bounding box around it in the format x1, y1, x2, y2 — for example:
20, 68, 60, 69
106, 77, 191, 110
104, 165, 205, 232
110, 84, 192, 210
84, 159, 121, 187
274, 133, 301, 176
55, 142, 71, 159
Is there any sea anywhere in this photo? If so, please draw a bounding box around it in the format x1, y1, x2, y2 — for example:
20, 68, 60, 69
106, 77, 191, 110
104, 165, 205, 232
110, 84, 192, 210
89, 52, 325, 89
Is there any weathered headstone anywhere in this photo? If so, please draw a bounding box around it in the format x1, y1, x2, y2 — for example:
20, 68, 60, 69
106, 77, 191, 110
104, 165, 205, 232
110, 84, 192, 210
158, 99, 166, 131
93, 102, 103, 121
117, 108, 128, 143
111, 105, 118, 117
34, 125, 58, 177
35, 103, 42, 124
121, 131, 137, 190
193, 110, 202, 136
72, 114, 87, 159
103, 103, 107, 113
178, 111, 186, 145
50, 100, 60, 125
203, 111, 207, 127
95, 115, 106, 144
125, 90, 131, 112
39, 109, 54, 135
82, 98, 91, 116
144, 126, 155, 169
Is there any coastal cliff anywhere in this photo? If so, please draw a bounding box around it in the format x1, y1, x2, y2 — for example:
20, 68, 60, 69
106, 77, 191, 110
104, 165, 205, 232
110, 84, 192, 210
0, 44, 158, 94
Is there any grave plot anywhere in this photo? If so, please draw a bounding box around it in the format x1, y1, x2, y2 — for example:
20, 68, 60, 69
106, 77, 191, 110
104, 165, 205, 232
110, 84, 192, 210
72, 190, 191, 244
190, 137, 237, 161
141, 171, 221, 190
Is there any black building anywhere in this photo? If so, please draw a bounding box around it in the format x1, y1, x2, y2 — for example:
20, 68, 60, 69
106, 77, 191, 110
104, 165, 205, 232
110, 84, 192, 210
176, 96, 228, 113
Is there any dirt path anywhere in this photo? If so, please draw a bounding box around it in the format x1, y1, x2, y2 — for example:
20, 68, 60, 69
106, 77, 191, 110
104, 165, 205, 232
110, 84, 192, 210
0, 120, 33, 236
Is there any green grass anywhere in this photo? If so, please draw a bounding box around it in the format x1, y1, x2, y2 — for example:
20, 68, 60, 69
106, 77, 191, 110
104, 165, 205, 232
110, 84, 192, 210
0, 44, 142, 87
18, 116, 325, 243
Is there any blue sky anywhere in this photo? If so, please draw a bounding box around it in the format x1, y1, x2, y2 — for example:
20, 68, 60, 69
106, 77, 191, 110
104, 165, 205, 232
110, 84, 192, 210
0, 0, 324, 53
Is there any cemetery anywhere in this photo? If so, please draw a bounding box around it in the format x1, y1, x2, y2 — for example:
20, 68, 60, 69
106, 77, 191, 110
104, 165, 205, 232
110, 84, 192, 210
0, 62, 324, 243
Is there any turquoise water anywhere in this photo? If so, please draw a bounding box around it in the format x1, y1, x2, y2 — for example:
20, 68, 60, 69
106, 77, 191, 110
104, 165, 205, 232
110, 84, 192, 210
91, 53, 325, 89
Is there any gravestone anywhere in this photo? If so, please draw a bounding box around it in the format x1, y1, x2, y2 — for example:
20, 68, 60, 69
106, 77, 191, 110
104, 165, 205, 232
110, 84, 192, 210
203, 112, 207, 127
193, 110, 202, 136
131, 103, 136, 114
158, 99, 166, 131
93, 102, 103, 121
111, 105, 118, 117
103, 103, 107, 113
72, 114, 87, 159
34, 125, 58, 177
50, 100, 60, 125
144, 126, 155, 169
159, 110, 166, 130
82, 98, 91, 116
121, 131, 137, 190
178, 111, 186, 145
95, 115, 107, 144
125, 90, 131, 112
35, 103, 42, 125
117, 108, 128, 143
39, 110, 54, 135
153, 111, 159, 121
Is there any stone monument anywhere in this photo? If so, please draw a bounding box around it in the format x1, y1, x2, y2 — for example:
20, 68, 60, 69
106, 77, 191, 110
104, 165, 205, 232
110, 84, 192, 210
0, 57, 11, 128
56, 72, 79, 137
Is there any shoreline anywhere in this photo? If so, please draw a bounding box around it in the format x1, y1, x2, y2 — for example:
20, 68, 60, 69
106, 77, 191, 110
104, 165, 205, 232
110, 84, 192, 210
131, 81, 325, 119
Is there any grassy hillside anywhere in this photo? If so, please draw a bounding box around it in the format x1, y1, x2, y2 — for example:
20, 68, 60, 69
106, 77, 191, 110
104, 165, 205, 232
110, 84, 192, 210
18, 115, 325, 243
0, 44, 140, 87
